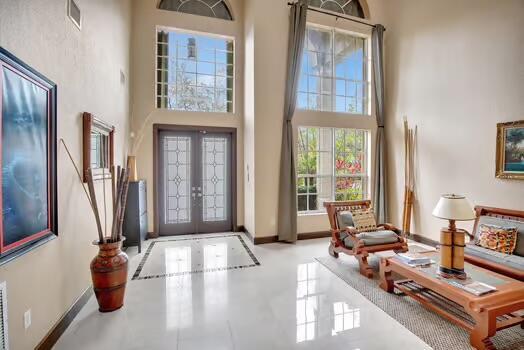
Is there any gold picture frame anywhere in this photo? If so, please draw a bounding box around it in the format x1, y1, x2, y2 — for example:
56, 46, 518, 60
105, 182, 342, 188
496, 120, 524, 180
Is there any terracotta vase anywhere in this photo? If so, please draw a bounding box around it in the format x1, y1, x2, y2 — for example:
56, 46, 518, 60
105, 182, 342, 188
90, 239, 128, 312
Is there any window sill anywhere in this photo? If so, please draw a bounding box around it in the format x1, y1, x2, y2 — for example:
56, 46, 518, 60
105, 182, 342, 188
298, 211, 327, 217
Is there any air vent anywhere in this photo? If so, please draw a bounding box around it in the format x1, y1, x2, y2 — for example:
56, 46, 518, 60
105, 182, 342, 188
68, 0, 82, 30
0, 282, 8, 350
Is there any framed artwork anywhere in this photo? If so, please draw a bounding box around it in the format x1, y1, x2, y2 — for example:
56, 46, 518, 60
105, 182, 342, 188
496, 120, 524, 180
0, 47, 57, 261
82, 112, 114, 182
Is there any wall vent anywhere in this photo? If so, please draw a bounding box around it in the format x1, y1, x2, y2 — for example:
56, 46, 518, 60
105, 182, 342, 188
68, 0, 82, 30
0, 282, 8, 350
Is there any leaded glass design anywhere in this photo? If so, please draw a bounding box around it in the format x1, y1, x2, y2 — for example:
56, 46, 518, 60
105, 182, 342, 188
308, 0, 365, 18
202, 136, 227, 222
164, 136, 191, 224
297, 127, 368, 213
158, 0, 233, 21
156, 29, 234, 112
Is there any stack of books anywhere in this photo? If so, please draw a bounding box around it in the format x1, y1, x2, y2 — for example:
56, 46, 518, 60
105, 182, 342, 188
396, 252, 432, 267
444, 280, 497, 296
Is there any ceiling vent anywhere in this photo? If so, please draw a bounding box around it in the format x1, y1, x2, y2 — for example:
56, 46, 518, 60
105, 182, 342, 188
0, 282, 8, 350
68, 0, 82, 30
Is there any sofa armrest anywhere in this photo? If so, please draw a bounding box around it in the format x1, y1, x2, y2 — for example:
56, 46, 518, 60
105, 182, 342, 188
377, 223, 401, 235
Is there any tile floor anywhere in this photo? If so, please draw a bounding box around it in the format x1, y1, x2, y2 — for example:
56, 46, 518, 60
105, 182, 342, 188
54, 233, 432, 350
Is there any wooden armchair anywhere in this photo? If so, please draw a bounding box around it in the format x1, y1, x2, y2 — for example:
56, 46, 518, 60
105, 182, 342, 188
324, 200, 408, 278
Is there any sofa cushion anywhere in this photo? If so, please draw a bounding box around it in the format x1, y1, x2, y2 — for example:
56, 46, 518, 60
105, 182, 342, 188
476, 224, 518, 254
343, 230, 399, 248
465, 243, 524, 272
475, 216, 524, 257
337, 211, 354, 230
351, 208, 377, 232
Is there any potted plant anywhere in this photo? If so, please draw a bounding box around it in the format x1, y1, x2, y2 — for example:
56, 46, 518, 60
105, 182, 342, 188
62, 139, 131, 312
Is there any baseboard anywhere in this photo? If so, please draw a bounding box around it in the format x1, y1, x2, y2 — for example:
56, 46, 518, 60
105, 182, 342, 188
147, 231, 159, 239
36, 286, 94, 350
411, 233, 438, 247
250, 231, 331, 245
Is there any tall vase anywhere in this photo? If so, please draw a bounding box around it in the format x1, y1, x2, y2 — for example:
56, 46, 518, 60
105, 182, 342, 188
90, 240, 128, 312
127, 155, 138, 182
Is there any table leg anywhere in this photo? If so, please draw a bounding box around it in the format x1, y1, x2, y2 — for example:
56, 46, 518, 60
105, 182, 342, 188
379, 258, 394, 293
469, 310, 496, 350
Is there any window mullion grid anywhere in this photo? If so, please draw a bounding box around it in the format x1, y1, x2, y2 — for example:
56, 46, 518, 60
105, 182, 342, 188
331, 128, 336, 205
331, 29, 335, 113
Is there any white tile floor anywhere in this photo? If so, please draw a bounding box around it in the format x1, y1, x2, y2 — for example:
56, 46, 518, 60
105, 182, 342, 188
54, 233, 432, 350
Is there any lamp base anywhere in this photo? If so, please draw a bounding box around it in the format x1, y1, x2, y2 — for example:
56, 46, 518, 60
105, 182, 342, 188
437, 266, 467, 280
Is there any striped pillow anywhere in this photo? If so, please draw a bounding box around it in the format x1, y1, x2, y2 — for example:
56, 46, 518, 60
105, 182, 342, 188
476, 224, 517, 254
351, 208, 377, 232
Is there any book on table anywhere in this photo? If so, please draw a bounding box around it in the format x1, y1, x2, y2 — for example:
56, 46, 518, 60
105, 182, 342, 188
396, 252, 431, 266
443, 280, 497, 296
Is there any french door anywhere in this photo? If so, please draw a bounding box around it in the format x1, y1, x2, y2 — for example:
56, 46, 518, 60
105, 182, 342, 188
157, 128, 234, 235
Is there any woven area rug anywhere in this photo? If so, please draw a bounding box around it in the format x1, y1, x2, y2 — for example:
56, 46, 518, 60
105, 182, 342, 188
316, 255, 524, 350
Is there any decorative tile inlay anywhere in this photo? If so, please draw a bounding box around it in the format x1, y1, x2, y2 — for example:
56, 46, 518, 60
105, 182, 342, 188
132, 234, 260, 281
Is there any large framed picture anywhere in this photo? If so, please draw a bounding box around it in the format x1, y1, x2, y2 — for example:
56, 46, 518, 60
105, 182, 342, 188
0, 47, 57, 262
496, 120, 524, 180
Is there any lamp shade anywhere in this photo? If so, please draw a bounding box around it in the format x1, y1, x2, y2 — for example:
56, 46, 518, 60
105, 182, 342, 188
432, 194, 476, 221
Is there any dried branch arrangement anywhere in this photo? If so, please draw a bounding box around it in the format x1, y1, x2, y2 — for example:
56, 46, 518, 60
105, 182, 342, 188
402, 118, 416, 235
61, 138, 130, 244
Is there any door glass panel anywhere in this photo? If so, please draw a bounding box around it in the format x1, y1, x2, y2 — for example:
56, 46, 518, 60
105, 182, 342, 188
202, 136, 227, 222
164, 136, 191, 224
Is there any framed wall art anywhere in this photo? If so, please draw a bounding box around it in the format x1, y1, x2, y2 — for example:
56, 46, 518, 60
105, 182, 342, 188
0, 47, 57, 263
496, 120, 524, 180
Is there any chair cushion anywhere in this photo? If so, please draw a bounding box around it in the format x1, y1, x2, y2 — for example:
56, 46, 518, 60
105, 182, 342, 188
465, 243, 524, 272
351, 208, 377, 232
475, 216, 524, 257
343, 230, 399, 248
476, 224, 518, 254
336, 211, 354, 230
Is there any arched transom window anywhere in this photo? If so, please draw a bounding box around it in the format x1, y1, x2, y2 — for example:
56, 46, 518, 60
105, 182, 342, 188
308, 0, 365, 19
158, 0, 233, 21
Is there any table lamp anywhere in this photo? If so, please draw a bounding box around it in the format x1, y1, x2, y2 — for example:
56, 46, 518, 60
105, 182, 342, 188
432, 194, 476, 279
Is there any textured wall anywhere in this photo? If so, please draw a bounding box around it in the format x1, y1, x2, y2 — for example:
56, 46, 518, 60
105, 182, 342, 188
383, 0, 524, 240
0, 0, 132, 348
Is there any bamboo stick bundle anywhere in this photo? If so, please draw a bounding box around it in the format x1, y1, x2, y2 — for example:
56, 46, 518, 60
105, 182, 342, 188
111, 168, 126, 242
117, 168, 131, 241
86, 168, 105, 244
402, 117, 416, 235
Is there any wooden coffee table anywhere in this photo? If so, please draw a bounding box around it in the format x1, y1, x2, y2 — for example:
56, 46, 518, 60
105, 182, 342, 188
379, 252, 524, 350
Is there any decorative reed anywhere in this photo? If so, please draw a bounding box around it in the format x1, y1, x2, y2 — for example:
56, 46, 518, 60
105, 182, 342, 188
61, 138, 130, 244
402, 117, 416, 235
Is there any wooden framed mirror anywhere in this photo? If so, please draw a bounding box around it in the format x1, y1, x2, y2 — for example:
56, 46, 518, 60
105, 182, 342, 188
83, 112, 114, 182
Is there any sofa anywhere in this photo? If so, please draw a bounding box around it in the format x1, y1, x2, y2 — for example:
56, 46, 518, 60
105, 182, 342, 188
464, 206, 524, 281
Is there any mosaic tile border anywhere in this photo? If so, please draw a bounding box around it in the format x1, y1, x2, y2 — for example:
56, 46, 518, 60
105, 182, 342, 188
132, 234, 260, 281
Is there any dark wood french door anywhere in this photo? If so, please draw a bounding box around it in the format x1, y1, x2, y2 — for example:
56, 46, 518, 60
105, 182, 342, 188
156, 126, 235, 235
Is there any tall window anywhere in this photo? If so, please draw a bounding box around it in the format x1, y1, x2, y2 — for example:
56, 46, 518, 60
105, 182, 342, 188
297, 25, 370, 115
297, 127, 368, 213
156, 28, 234, 112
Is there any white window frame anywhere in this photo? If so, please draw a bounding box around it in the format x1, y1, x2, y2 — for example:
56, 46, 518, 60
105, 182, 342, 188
297, 126, 370, 215
155, 26, 235, 113
297, 23, 372, 117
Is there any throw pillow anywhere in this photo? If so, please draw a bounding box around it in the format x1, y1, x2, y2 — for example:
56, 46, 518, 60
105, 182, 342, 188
476, 224, 518, 254
351, 208, 377, 232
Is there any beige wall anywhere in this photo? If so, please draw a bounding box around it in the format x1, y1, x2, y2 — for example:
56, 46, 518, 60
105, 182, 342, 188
383, 0, 524, 240
0, 0, 132, 349
130, 0, 245, 232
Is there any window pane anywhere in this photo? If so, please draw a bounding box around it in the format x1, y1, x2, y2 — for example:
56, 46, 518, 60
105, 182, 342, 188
298, 25, 369, 115
297, 127, 368, 213
156, 29, 234, 112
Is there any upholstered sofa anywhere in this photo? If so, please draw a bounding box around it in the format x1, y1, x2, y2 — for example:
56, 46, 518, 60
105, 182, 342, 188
465, 206, 524, 281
